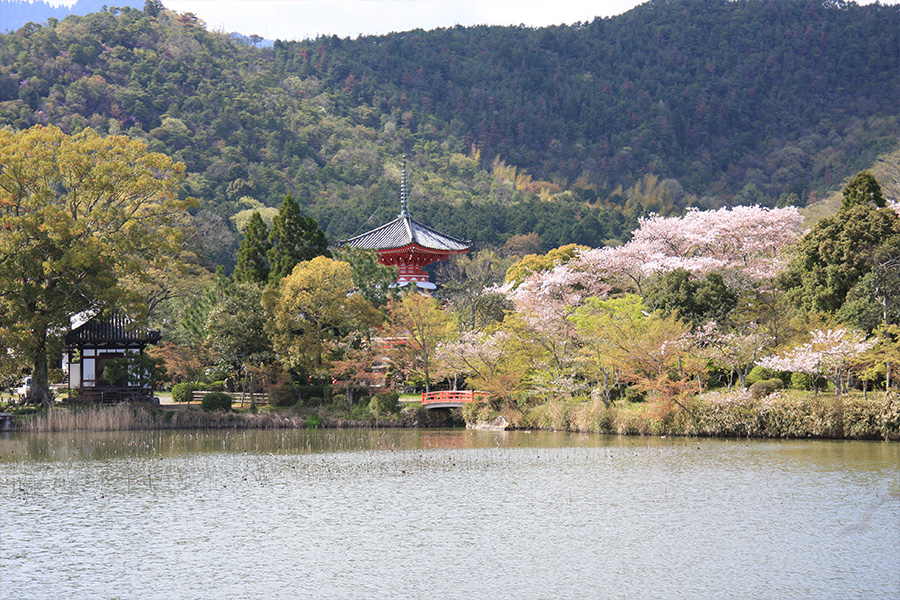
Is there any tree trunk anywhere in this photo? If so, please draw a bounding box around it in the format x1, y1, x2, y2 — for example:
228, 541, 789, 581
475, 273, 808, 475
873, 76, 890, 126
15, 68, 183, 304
31, 336, 52, 408
887, 362, 892, 392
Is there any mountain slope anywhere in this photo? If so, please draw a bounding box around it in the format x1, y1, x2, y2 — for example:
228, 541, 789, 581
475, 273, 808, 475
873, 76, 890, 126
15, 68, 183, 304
0, 0, 897, 264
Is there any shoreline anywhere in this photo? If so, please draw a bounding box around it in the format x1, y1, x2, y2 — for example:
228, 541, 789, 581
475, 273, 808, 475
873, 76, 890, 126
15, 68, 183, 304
3, 391, 899, 441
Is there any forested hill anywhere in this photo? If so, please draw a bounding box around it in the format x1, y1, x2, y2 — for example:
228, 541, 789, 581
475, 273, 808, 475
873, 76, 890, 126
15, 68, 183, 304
1, 0, 898, 264
280, 0, 898, 198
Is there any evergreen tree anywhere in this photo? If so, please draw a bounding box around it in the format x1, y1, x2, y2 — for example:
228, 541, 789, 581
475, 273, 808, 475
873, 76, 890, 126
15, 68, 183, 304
267, 195, 330, 283
179, 266, 232, 343
233, 211, 271, 284
143, 0, 164, 17
780, 175, 900, 315
841, 171, 886, 210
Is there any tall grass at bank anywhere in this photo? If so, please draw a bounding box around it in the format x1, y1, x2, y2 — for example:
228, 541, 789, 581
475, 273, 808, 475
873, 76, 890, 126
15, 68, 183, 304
16, 403, 454, 432
463, 391, 900, 440
19, 403, 311, 432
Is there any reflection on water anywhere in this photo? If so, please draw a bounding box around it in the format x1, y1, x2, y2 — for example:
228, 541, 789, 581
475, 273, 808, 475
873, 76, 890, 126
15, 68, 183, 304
1, 429, 898, 600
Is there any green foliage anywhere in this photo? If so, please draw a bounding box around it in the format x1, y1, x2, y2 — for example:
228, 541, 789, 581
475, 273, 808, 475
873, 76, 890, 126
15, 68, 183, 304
841, 171, 885, 210
368, 391, 400, 417
267, 195, 330, 284
98, 354, 169, 391
268, 383, 300, 407
205, 282, 272, 374
749, 379, 783, 400
335, 247, 399, 309
143, 1, 163, 18
505, 244, 587, 287
296, 385, 331, 404
790, 372, 826, 391
1, 0, 895, 264
264, 257, 380, 376
233, 211, 271, 284
644, 269, 737, 327
172, 382, 202, 403
200, 391, 233, 411
745, 366, 783, 387
780, 196, 900, 315
623, 386, 645, 403
0, 125, 188, 405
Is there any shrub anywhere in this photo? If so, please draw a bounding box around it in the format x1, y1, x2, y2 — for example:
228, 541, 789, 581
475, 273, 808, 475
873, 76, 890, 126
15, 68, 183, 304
749, 379, 782, 400
297, 385, 330, 404
623, 386, 645, 403
201, 391, 233, 412
790, 372, 827, 391
368, 391, 400, 416
269, 383, 300, 407
172, 382, 201, 403
746, 366, 785, 387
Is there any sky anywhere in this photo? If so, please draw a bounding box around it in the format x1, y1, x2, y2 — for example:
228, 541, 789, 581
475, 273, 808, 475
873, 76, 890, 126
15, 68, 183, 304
47, 0, 899, 41
163, 1, 647, 40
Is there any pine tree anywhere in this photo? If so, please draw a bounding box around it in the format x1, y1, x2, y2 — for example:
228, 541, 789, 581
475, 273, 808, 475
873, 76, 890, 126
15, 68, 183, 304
267, 194, 330, 283
233, 211, 271, 284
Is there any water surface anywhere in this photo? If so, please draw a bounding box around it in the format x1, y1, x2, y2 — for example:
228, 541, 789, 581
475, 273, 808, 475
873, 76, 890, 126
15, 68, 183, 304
2, 429, 898, 599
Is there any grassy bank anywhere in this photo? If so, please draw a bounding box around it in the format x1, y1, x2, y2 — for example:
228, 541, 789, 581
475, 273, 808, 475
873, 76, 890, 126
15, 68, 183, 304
13, 403, 310, 432
7, 402, 458, 432
7, 390, 898, 440
463, 390, 900, 441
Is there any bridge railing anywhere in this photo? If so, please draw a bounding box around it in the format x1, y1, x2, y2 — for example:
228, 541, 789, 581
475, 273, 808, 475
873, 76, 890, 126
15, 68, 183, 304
421, 390, 490, 405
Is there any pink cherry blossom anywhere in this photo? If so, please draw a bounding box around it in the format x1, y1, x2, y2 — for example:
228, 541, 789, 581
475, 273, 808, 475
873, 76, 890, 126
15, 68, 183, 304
572, 205, 804, 292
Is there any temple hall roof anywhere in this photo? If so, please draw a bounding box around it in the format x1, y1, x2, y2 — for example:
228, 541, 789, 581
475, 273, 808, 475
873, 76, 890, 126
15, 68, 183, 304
65, 311, 162, 347
339, 215, 471, 253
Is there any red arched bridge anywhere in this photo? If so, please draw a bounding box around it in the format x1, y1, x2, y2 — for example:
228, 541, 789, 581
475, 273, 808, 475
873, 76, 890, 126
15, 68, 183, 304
421, 390, 490, 409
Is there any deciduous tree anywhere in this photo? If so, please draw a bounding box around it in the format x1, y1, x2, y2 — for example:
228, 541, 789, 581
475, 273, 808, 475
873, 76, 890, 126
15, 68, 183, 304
575, 205, 804, 293
385, 292, 455, 392
206, 282, 272, 380
759, 329, 874, 395
264, 256, 379, 377
436, 250, 512, 334
0, 125, 189, 405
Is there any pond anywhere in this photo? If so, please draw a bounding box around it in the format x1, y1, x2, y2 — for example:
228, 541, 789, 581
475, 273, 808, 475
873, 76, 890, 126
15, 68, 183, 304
1, 429, 898, 599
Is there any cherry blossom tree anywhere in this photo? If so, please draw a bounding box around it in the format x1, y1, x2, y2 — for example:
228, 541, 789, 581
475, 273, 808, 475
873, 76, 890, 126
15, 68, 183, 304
693, 321, 773, 388
759, 329, 874, 395
437, 329, 528, 404
572, 205, 805, 293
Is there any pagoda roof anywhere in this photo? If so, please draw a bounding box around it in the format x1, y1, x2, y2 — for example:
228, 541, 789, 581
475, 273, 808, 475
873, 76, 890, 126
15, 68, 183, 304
65, 311, 161, 347
339, 216, 471, 253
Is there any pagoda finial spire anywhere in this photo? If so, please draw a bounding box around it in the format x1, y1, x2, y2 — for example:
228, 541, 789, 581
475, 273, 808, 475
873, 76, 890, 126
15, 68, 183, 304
399, 154, 410, 219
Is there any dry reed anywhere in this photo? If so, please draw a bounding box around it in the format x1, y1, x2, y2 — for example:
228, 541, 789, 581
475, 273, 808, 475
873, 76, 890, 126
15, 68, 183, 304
19, 404, 311, 432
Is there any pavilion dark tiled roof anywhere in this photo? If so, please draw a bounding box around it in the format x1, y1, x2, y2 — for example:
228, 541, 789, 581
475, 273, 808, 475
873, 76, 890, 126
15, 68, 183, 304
65, 311, 162, 347
339, 216, 471, 252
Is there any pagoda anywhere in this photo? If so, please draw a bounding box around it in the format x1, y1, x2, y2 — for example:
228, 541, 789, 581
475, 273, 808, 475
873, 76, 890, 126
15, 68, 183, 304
338, 158, 471, 289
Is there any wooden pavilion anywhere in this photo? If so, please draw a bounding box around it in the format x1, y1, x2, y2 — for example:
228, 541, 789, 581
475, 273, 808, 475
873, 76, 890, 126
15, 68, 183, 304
338, 158, 471, 288
64, 311, 162, 402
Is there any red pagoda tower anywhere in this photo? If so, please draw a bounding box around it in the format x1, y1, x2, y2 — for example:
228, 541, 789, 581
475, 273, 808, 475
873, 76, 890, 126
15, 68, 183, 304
338, 158, 471, 289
